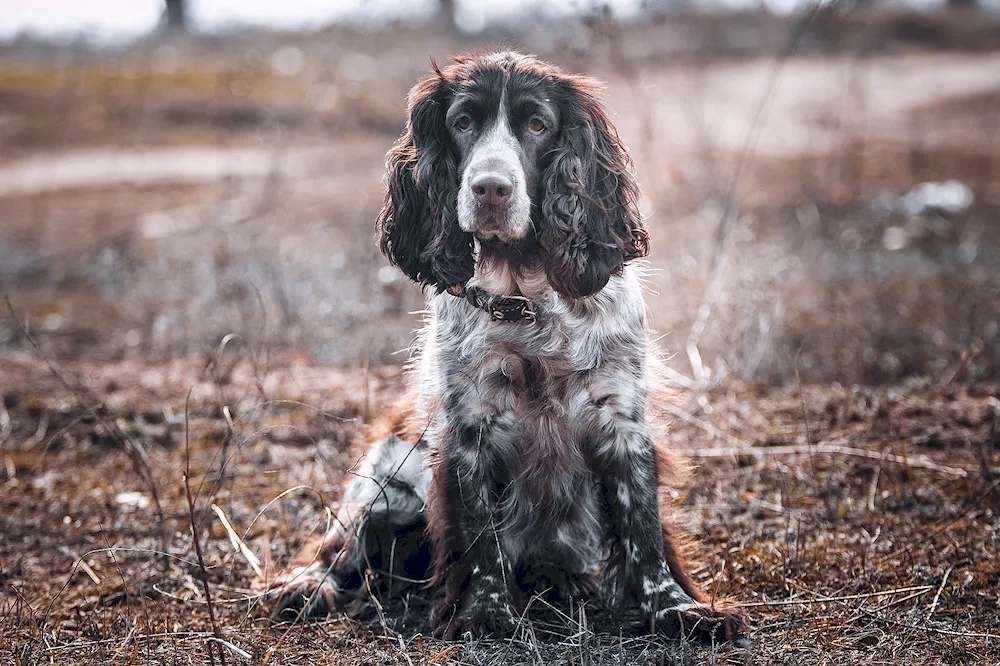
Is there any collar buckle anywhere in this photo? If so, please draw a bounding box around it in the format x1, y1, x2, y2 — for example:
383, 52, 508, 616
497, 295, 536, 323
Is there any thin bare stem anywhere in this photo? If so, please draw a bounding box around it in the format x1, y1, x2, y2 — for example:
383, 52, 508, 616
690, 442, 970, 478
184, 390, 226, 666
925, 566, 953, 621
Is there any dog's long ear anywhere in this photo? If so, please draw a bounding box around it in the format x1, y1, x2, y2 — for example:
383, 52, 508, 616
538, 76, 648, 299
376, 70, 474, 292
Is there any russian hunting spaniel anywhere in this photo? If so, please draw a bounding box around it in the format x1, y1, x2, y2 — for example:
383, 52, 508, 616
261, 50, 744, 640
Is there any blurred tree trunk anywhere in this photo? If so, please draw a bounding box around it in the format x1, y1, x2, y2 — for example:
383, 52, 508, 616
164, 0, 187, 31
436, 0, 458, 33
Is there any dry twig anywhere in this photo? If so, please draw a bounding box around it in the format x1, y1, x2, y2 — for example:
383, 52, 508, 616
184, 391, 227, 666
742, 585, 934, 608
212, 504, 263, 578
925, 565, 953, 621
690, 442, 970, 477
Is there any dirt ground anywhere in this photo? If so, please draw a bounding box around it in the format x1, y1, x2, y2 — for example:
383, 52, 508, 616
1, 355, 998, 664
2, 9, 1000, 666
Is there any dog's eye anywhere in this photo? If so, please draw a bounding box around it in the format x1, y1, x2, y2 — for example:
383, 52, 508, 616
527, 118, 546, 135
454, 116, 472, 132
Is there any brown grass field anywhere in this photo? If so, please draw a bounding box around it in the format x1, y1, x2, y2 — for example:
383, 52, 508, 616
1, 8, 1000, 665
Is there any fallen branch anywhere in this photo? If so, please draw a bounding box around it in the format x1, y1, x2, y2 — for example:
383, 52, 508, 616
856, 604, 998, 642
689, 442, 969, 478
211, 504, 263, 578
742, 585, 934, 608
926, 566, 953, 621
56, 547, 101, 585
208, 637, 251, 660
664, 401, 812, 484
662, 401, 746, 448
43, 632, 214, 654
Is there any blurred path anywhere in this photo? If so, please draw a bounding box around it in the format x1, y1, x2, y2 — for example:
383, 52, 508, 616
606, 52, 1000, 158
0, 147, 299, 197
0, 53, 996, 197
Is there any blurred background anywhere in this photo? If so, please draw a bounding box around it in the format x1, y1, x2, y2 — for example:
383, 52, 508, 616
1, 0, 999, 387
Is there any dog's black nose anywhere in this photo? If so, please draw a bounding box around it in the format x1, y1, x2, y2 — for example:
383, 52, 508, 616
471, 173, 513, 207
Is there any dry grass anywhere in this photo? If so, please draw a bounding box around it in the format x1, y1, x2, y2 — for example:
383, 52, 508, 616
1, 353, 998, 664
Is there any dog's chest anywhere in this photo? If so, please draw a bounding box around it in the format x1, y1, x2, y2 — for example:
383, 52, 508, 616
430, 285, 644, 427
450, 307, 590, 409
425, 288, 644, 563
442, 310, 609, 554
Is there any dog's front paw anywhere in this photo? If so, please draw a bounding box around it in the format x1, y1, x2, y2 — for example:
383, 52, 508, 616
256, 563, 341, 621
646, 599, 746, 641
635, 565, 745, 641
433, 597, 517, 640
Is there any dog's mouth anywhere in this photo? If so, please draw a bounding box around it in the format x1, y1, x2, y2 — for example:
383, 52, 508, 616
471, 205, 516, 241
473, 224, 525, 243
460, 203, 530, 242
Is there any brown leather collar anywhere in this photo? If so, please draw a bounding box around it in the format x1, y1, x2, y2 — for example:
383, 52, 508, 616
451, 285, 537, 323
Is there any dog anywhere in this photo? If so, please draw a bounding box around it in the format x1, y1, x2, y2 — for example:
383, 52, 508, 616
260, 50, 744, 641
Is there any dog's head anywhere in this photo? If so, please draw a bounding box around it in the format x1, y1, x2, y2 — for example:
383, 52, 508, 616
376, 50, 648, 299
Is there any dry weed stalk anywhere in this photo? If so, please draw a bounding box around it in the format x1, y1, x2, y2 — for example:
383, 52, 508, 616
691, 441, 970, 478
683, 7, 824, 386
184, 391, 227, 666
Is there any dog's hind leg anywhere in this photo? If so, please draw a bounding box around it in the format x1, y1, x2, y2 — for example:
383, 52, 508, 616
258, 430, 431, 620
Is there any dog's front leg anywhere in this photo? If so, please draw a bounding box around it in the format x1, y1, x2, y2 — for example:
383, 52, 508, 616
592, 422, 695, 624
594, 416, 744, 638
431, 421, 518, 639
